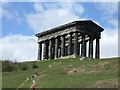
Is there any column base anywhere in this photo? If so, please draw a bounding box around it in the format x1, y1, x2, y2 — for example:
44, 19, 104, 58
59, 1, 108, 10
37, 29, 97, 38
57, 55, 95, 60
39, 55, 95, 61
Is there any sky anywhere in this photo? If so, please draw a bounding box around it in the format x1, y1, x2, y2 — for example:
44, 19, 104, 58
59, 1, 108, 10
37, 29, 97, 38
0, 1, 118, 62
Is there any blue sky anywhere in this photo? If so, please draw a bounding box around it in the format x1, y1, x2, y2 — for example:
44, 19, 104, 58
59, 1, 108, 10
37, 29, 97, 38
0, 2, 118, 62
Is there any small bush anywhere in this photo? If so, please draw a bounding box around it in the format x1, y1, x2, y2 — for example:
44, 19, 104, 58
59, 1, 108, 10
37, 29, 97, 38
20, 63, 29, 70
32, 64, 38, 69
2, 60, 14, 72
32, 62, 39, 69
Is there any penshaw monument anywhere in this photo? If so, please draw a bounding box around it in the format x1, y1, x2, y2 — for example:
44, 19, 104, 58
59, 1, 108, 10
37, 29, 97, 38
36, 20, 104, 60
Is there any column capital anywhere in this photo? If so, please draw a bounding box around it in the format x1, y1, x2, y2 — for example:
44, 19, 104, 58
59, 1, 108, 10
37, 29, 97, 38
56, 36, 61, 39
96, 37, 101, 39
68, 32, 73, 35
73, 31, 79, 34
62, 34, 67, 37
37, 41, 43, 44
89, 35, 94, 39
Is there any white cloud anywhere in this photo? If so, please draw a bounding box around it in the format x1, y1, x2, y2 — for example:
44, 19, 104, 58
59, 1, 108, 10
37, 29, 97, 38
26, 2, 84, 33
33, 2, 44, 13
0, 3, 14, 19
72, 3, 84, 15
100, 28, 118, 58
0, 34, 38, 62
108, 19, 118, 28
97, 2, 118, 15
1, 2, 24, 25
25, 2, 118, 60
0, 0, 119, 2
0, 31, 118, 62
2, 8, 14, 19
1, 2, 118, 62
95, 2, 118, 59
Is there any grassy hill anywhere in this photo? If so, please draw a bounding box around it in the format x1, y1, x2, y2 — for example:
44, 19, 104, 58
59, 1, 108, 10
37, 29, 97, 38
2, 58, 118, 88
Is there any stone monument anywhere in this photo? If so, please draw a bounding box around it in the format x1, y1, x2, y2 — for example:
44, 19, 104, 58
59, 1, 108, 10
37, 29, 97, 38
36, 20, 104, 60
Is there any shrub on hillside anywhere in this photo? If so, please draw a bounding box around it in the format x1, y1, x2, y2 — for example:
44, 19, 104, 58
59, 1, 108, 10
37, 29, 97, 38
2, 60, 14, 72
2, 60, 20, 72
32, 61, 39, 69
32, 64, 38, 69
19, 63, 29, 70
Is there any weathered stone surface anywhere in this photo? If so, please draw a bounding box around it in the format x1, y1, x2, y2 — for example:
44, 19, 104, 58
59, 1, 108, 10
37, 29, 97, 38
37, 42, 42, 60
68, 33, 72, 55
36, 20, 103, 38
36, 20, 104, 60
89, 37, 93, 58
55, 37, 59, 59
49, 39, 52, 60
43, 41, 47, 60
61, 35, 66, 57
38, 27, 76, 42
81, 35, 86, 56
95, 38, 100, 59
74, 32, 78, 55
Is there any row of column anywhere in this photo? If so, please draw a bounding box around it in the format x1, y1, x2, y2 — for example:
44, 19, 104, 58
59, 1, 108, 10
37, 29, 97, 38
38, 32, 100, 60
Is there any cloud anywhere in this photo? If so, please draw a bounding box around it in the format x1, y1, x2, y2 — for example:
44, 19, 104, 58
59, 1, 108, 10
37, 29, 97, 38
95, 2, 118, 58
26, 2, 84, 33
100, 28, 118, 58
0, 34, 38, 62
1, 2, 24, 25
33, 2, 44, 13
1, 2, 118, 62
0, 3, 14, 20
25, 2, 118, 60
108, 19, 118, 28
0, 31, 118, 62
0, 0, 119, 2
97, 2, 118, 15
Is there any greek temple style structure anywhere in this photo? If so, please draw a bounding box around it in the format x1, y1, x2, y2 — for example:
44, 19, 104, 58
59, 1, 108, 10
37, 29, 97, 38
36, 20, 104, 60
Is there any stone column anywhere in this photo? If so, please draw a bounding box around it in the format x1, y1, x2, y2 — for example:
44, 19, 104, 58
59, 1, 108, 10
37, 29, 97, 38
37, 42, 42, 60
89, 37, 93, 58
55, 37, 59, 59
68, 33, 72, 55
84, 41, 87, 56
43, 41, 47, 60
59, 48, 61, 57
95, 38, 100, 59
74, 32, 78, 55
61, 35, 66, 57
65, 46, 68, 56
49, 39, 52, 60
52, 39, 55, 59
81, 35, 86, 56
78, 43, 80, 55
72, 44, 74, 54
52, 45, 55, 59
46, 41, 49, 60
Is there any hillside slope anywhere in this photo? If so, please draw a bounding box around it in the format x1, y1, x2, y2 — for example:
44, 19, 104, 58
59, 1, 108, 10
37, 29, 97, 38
2, 58, 118, 88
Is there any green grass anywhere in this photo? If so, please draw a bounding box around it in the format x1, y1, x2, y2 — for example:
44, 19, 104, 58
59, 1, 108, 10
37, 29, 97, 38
2, 58, 118, 88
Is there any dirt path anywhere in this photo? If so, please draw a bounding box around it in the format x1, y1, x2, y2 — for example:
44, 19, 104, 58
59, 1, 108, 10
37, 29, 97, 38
17, 70, 47, 89
16, 78, 29, 90
30, 80, 36, 88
